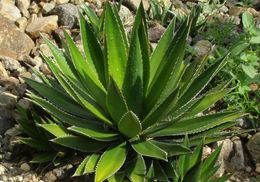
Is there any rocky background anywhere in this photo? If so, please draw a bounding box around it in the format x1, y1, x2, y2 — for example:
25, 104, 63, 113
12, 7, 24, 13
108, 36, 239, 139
0, 0, 260, 181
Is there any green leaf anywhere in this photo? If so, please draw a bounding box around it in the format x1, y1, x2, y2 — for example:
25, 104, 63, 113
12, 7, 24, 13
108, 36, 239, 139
105, 3, 127, 88
149, 19, 175, 86
151, 112, 245, 137
250, 36, 260, 44
43, 37, 76, 80
146, 162, 155, 181
126, 155, 146, 182
20, 138, 51, 151
153, 160, 168, 181
229, 42, 249, 57
85, 154, 100, 173
51, 136, 108, 152
200, 145, 222, 181
241, 64, 257, 78
39, 124, 69, 137
150, 140, 191, 157
187, 142, 203, 172
131, 139, 168, 161
183, 88, 231, 117
84, 154, 100, 173
131, 2, 150, 95
123, 31, 143, 115
107, 172, 125, 182
118, 111, 142, 138
95, 142, 128, 182
63, 30, 107, 108
81, 4, 100, 34
242, 12, 254, 30
27, 92, 100, 128
73, 156, 89, 176
175, 54, 228, 109
79, 13, 106, 86
106, 78, 128, 123
142, 88, 179, 129
183, 162, 202, 182
44, 52, 108, 125
68, 125, 119, 141
145, 7, 200, 112
30, 152, 57, 163
58, 74, 112, 125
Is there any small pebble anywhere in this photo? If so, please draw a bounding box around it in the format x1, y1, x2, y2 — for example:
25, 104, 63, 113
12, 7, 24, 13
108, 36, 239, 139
0, 165, 6, 175
17, 176, 23, 182
245, 166, 252, 173
256, 165, 260, 173
20, 163, 31, 172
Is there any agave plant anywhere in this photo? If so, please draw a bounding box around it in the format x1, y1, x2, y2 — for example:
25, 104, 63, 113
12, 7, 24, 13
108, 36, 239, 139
173, 138, 229, 182
23, 2, 244, 181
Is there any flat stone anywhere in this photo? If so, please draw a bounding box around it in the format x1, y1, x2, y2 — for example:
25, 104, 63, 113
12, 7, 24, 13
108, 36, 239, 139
247, 132, 260, 163
0, 15, 34, 59
50, 4, 78, 29
26, 15, 58, 38
0, 0, 21, 21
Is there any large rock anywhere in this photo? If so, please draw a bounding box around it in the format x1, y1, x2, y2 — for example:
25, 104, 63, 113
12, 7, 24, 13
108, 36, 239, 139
247, 132, 260, 163
49, 4, 78, 29
0, 0, 21, 21
148, 22, 166, 43
0, 15, 34, 59
26, 15, 58, 38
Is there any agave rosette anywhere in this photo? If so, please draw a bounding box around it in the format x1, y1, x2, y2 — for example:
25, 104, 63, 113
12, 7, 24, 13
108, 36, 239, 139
24, 2, 244, 181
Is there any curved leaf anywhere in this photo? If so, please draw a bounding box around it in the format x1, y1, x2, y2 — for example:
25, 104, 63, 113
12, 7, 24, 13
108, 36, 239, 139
73, 156, 89, 176
39, 124, 69, 138
79, 13, 106, 86
69, 125, 119, 141
105, 3, 127, 88
150, 140, 190, 157
51, 136, 108, 152
131, 139, 167, 161
106, 79, 128, 123
126, 155, 146, 182
85, 154, 100, 173
118, 111, 142, 138
95, 142, 128, 182
151, 112, 245, 137
123, 32, 143, 115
